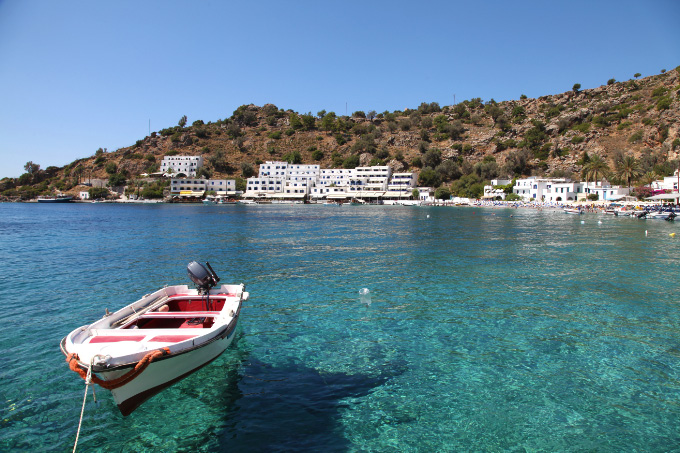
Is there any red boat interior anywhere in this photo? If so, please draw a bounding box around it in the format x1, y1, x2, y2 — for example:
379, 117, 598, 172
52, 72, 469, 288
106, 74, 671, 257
124, 296, 227, 330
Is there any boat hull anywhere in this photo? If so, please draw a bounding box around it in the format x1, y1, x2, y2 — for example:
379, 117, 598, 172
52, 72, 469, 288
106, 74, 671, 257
105, 327, 238, 415
38, 196, 73, 203
61, 282, 247, 416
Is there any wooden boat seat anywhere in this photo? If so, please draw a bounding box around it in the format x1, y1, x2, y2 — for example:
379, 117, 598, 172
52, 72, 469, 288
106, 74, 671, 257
138, 311, 222, 319
88, 334, 200, 343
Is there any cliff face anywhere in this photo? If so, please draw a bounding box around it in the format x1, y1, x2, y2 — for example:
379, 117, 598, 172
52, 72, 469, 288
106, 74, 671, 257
3, 67, 679, 199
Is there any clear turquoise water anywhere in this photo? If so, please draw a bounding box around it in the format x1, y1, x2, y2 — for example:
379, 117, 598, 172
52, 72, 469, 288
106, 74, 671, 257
1, 203, 680, 452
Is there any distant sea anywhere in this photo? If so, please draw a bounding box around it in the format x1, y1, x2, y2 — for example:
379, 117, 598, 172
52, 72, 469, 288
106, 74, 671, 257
1, 203, 680, 452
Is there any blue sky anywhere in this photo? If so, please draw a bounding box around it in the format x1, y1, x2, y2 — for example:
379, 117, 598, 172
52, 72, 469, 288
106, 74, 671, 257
1, 0, 678, 179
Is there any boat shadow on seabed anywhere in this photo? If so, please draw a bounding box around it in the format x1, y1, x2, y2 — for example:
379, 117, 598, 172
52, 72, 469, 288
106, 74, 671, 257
71, 339, 409, 452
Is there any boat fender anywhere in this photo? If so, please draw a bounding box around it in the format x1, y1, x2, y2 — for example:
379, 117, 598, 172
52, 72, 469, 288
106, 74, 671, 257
66, 347, 171, 390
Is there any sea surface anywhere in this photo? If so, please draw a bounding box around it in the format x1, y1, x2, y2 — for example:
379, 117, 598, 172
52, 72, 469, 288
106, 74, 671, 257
1, 202, 680, 452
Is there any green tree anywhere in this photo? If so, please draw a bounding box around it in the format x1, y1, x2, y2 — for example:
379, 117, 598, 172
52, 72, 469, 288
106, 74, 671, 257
241, 162, 255, 178
320, 112, 337, 131
572, 83, 581, 92
582, 154, 610, 185
634, 73, 641, 79
24, 161, 40, 174
178, 115, 187, 128
311, 149, 324, 161
89, 187, 109, 199
639, 171, 657, 186
434, 186, 451, 199
607, 78, 616, 85
289, 113, 303, 130
484, 103, 503, 125
300, 113, 316, 130
108, 173, 126, 187
435, 160, 462, 181
343, 154, 360, 169
418, 167, 441, 187
105, 162, 118, 175
422, 148, 442, 168
283, 150, 302, 164
522, 120, 548, 152
615, 155, 641, 189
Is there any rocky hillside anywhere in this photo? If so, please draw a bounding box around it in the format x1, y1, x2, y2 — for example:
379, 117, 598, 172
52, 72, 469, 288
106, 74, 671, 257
3, 67, 679, 199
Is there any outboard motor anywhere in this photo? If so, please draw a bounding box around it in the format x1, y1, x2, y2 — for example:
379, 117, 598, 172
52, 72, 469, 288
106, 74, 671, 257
187, 261, 220, 294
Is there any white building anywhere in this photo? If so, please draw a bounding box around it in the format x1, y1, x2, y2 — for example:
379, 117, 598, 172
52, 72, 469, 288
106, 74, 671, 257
161, 156, 203, 177
580, 182, 630, 201
651, 169, 680, 192
386, 172, 417, 199
250, 161, 320, 199
316, 169, 355, 187
483, 179, 512, 200
348, 166, 391, 197
244, 164, 419, 202
244, 177, 285, 198
258, 161, 289, 178
513, 177, 556, 201
542, 181, 583, 202
170, 178, 236, 198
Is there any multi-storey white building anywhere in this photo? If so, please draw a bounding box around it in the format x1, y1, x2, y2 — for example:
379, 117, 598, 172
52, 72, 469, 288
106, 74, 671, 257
386, 173, 417, 199
316, 169, 354, 187
543, 181, 583, 202
514, 177, 578, 201
244, 177, 285, 197
348, 166, 391, 196
170, 178, 235, 198
245, 164, 416, 202
161, 156, 203, 177
253, 161, 320, 198
258, 161, 289, 178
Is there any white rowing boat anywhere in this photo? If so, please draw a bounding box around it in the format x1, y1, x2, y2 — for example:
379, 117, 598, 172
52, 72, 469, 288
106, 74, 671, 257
61, 262, 248, 415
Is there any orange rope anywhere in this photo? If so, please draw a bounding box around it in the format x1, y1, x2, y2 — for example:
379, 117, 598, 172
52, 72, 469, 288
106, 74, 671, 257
66, 347, 170, 390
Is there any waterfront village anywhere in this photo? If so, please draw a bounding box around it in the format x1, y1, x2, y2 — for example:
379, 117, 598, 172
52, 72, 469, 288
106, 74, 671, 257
74, 155, 680, 208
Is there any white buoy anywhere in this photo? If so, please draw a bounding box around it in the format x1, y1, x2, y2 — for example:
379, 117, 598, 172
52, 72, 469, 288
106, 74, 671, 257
598, 220, 602, 224
581, 220, 585, 224
645, 230, 648, 237
426, 215, 430, 218
359, 288, 371, 306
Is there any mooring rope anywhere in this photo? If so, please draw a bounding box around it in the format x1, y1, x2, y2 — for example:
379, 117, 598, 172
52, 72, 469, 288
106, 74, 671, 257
72, 360, 94, 453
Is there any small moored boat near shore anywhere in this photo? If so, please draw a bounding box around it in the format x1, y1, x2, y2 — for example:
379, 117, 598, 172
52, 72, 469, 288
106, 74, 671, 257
61, 261, 248, 416
37, 195, 73, 203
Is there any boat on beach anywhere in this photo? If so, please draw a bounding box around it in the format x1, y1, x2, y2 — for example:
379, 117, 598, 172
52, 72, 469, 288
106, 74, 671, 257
61, 261, 248, 416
